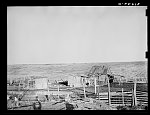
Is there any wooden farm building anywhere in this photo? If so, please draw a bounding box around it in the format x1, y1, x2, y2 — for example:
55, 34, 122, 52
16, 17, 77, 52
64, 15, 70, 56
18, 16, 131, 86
68, 75, 83, 87
28, 76, 48, 89
68, 74, 107, 87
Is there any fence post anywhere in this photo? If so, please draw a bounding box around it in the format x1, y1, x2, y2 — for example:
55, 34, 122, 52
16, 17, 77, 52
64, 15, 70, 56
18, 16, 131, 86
134, 80, 137, 106
122, 88, 124, 106
18, 82, 20, 91
98, 76, 100, 100
131, 89, 134, 106
28, 98, 29, 104
83, 83, 86, 98
107, 76, 111, 106
58, 84, 59, 99
94, 77, 97, 94
47, 79, 49, 101
82, 78, 86, 98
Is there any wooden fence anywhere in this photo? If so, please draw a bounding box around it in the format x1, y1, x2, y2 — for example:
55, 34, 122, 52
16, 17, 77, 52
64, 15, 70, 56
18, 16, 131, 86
86, 90, 148, 107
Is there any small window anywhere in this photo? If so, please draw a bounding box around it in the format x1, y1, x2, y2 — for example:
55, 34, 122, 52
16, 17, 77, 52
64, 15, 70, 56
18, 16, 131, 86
29, 81, 35, 88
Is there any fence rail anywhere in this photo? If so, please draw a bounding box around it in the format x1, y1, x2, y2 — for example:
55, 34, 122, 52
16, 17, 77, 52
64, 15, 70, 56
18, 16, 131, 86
87, 90, 148, 106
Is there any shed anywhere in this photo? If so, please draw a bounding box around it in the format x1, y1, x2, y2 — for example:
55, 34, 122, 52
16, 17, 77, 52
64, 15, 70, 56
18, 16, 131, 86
28, 76, 48, 89
34, 77, 48, 89
68, 75, 82, 87
68, 74, 93, 87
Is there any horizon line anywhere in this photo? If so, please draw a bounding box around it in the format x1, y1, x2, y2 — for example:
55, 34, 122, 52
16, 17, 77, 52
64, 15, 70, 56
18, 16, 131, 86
7, 60, 147, 65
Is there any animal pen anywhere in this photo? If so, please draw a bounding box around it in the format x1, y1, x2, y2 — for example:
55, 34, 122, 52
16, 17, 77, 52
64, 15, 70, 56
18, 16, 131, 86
7, 65, 148, 110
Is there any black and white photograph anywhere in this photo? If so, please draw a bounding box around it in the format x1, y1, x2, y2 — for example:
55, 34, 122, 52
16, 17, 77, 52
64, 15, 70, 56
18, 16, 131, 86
7, 6, 147, 110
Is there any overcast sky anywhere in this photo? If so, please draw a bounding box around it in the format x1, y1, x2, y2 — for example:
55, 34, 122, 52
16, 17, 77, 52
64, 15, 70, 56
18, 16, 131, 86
7, 6, 147, 64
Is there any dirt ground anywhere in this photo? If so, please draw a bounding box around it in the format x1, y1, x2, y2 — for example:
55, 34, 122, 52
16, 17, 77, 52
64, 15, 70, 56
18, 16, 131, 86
11, 98, 117, 110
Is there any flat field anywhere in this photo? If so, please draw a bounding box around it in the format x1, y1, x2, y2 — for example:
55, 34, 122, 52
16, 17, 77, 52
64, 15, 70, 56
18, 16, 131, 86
7, 61, 147, 82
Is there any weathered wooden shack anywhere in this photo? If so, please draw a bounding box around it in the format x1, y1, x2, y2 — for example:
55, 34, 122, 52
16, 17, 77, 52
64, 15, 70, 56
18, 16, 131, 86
68, 74, 107, 87
68, 75, 83, 87
28, 76, 48, 89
